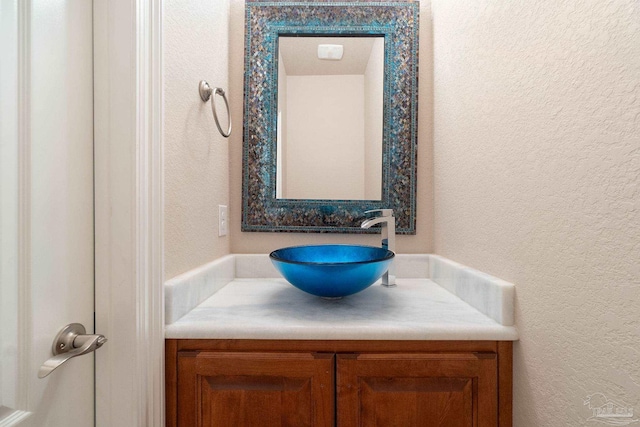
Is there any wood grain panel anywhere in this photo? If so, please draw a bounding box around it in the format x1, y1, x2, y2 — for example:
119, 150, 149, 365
337, 353, 497, 427
166, 340, 513, 427
200, 376, 311, 426
498, 341, 513, 427
166, 340, 178, 427
360, 377, 472, 426
172, 339, 499, 354
177, 351, 334, 427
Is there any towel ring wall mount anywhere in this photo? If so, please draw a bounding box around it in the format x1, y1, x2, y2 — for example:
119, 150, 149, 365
199, 80, 232, 138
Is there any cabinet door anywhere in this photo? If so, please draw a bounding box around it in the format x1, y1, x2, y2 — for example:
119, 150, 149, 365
337, 353, 497, 427
177, 351, 334, 427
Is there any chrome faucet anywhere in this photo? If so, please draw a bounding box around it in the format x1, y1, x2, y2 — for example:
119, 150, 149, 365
361, 209, 396, 287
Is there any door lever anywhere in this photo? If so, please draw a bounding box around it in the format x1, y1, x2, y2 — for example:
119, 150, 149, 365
38, 323, 107, 379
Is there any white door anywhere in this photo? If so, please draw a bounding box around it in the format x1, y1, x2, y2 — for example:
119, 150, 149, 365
1, 1, 96, 425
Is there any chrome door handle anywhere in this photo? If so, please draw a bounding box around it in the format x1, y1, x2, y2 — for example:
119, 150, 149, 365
38, 323, 107, 378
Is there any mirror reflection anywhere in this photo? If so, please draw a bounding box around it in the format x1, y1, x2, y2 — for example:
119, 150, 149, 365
276, 36, 384, 200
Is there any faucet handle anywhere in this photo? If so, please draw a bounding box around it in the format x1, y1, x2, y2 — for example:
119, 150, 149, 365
364, 209, 394, 217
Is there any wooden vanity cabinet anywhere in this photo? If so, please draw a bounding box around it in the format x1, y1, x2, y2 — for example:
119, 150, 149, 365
338, 353, 498, 427
175, 351, 334, 426
166, 340, 513, 427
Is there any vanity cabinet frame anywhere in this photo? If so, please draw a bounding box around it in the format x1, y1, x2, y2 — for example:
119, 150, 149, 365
166, 339, 513, 427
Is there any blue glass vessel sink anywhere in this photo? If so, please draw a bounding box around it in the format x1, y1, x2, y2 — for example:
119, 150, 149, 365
269, 244, 395, 298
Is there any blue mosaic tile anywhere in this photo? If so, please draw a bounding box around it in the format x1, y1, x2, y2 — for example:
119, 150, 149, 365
242, 1, 418, 234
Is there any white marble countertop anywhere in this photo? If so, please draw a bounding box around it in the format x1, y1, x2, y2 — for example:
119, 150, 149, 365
165, 277, 518, 341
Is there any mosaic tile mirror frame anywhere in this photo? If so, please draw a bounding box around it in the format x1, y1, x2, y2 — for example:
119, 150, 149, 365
242, 1, 419, 233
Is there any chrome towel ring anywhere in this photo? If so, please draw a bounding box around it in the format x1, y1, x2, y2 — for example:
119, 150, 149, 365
199, 80, 232, 138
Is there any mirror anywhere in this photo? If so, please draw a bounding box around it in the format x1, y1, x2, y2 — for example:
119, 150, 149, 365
242, 1, 419, 233
276, 36, 384, 201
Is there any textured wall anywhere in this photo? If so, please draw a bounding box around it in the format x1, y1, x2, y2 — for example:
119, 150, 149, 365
228, 0, 434, 253
164, 0, 231, 279
285, 74, 366, 200
364, 38, 384, 200
432, 0, 640, 425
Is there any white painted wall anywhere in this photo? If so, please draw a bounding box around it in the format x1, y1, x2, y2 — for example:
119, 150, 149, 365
164, 0, 230, 279
432, 0, 640, 425
285, 74, 366, 200
276, 50, 288, 198
363, 38, 384, 200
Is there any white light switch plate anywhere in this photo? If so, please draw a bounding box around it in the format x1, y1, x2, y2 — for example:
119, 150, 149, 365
218, 205, 228, 236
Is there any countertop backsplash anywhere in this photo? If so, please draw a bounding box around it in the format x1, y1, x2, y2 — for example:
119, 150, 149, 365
165, 253, 515, 330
